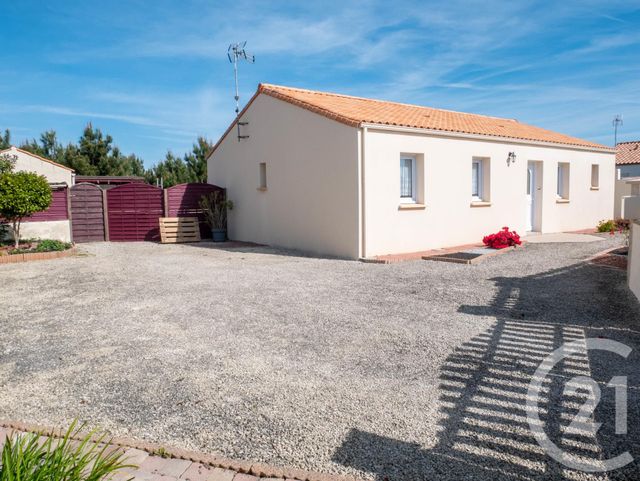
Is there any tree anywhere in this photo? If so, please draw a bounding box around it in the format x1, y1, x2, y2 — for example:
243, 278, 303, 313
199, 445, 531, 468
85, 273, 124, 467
0, 171, 52, 247
146, 137, 213, 187
0, 129, 10, 150
2, 126, 213, 185
184, 136, 211, 183
145, 151, 190, 187
78, 123, 113, 170
0, 152, 16, 175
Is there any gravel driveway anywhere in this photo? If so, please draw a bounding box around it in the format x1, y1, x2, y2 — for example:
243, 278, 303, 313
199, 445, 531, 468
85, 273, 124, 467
1, 238, 639, 481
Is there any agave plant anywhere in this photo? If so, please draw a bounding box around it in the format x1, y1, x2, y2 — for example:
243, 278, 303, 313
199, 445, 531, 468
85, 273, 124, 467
0, 421, 135, 481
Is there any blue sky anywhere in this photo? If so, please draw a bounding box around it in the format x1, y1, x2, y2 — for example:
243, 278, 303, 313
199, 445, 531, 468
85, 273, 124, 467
1, 0, 638, 166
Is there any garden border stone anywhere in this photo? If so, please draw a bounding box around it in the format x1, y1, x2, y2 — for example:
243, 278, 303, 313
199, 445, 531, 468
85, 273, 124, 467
0, 246, 76, 264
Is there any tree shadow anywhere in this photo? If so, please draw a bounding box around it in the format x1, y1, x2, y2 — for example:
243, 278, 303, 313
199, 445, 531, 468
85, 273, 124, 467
333, 261, 640, 480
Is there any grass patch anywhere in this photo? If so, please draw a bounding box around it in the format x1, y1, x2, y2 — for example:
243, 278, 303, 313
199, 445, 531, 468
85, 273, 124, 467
0, 422, 134, 481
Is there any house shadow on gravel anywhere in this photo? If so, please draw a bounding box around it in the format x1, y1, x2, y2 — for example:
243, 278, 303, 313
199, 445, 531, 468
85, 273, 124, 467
333, 261, 640, 480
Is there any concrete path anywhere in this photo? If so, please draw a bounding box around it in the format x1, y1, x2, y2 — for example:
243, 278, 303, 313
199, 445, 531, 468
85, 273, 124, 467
523, 232, 604, 243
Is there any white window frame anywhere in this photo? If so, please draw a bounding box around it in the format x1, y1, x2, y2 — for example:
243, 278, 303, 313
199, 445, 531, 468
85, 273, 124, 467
557, 164, 563, 197
400, 155, 417, 203
472, 159, 483, 201
557, 162, 569, 199
591, 164, 599, 189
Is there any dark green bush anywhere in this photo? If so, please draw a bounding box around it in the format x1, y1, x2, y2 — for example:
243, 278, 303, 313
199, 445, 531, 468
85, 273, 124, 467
35, 239, 72, 252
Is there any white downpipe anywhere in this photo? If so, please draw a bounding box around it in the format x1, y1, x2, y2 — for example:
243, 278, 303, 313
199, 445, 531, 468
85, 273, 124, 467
359, 126, 367, 259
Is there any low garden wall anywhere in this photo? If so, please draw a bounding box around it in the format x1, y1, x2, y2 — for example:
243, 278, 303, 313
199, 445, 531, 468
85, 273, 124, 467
0, 246, 76, 264
622, 196, 640, 221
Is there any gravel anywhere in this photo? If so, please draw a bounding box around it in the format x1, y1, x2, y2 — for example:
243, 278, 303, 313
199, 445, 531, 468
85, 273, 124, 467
1, 237, 639, 480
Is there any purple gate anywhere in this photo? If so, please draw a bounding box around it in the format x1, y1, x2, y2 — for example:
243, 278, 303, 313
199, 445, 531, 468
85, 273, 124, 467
70, 183, 105, 242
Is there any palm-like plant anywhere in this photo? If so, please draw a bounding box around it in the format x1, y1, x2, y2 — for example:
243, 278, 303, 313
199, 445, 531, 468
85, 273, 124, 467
199, 191, 233, 230
0, 422, 134, 481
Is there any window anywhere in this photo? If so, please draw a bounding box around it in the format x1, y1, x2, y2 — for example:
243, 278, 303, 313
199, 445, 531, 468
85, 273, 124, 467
472, 159, 482, 200
591, 164, 599, 189
557, 162, 570, 199
400, 156, 416, 203
470, 157, 491, 205
258, 162, 267, 190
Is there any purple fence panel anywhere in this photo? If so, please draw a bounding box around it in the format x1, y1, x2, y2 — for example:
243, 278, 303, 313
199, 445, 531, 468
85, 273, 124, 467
166, 183, 225, 238
24, 187, 68, 222
106, 183, 163, 241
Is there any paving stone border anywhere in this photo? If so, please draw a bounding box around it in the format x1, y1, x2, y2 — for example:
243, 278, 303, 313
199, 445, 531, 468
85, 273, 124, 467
0, 420, 359, 481
0, 246, 77, 264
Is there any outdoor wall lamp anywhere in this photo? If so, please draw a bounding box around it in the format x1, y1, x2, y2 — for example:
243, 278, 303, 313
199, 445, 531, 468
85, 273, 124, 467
507, 151, 516, 166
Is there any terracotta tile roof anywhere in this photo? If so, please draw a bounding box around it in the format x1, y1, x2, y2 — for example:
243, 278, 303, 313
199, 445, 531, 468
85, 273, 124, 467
616, 141, 640, 165
258, 83, 612, 151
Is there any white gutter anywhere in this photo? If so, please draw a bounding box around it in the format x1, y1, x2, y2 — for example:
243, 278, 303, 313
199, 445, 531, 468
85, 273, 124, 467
360, 123, 615, 155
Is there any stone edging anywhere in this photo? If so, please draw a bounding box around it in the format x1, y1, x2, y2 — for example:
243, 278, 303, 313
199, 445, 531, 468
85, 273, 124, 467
0, 420, 359, 481
0, 246, 77, 264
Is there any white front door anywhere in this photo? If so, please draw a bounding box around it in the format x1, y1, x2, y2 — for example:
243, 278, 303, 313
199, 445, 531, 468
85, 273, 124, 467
526, 162, 535, 231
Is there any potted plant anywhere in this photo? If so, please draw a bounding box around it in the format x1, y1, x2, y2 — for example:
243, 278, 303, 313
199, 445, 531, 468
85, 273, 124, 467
199, 191, 234, 242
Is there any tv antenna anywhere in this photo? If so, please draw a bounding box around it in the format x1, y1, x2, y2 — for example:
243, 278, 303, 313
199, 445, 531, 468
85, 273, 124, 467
228, 41, 255, 115
613, 114, 623, 146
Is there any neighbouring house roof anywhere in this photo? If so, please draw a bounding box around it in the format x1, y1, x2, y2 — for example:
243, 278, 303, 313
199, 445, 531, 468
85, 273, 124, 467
616, 141, 640, 165
0, 146, 75, 172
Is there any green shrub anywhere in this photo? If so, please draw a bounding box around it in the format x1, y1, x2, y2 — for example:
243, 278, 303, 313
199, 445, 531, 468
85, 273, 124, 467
0, 171, 52, 248
0, 421, 134, 481
597, 219, 616, 233
35, 239, 72, 252
597, 219, 630, 233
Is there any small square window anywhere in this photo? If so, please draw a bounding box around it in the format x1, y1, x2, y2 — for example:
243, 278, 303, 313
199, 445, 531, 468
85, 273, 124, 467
259, 162, 267, 189
400, 156, 416, 203
591, 164, 599, 189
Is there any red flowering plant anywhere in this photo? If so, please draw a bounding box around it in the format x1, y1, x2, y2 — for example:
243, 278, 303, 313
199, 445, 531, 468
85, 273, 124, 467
482, 227, 522, 249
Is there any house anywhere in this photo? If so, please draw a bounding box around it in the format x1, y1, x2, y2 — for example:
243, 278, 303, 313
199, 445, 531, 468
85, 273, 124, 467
0, 146, 75, 242
207, 84, 615, 259
617, 141, 640, 178
614, 141, 640, 219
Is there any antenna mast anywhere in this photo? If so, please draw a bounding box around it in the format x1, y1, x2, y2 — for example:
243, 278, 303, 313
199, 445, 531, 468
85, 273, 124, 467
228, 41, 255, 115
613, 114, 623, 146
